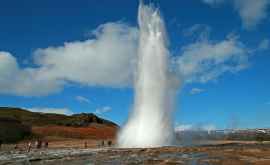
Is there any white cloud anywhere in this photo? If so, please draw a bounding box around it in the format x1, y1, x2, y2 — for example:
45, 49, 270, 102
258, 39, 269, 51
0, 51, 64, 96
75, 96, 90, 104
190, 88, 205, 95
27, 107, 73, 115
0, 20, 254, 97
33, 23, 138, 87
234, 0, 270, 29
182, 24, 211, 40
0, 28, 250, 96
0, 22, 138, 96
202, 0, 270, 29
95, 106, 112, 115
175, 34, 249, 84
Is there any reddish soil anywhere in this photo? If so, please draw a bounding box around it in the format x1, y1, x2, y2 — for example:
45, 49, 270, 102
32, 123, 118, 140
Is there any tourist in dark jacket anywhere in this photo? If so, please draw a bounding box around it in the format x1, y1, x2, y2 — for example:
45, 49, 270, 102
44, 141, 49, 148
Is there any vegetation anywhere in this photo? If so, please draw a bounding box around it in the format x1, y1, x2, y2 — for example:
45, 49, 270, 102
0, 117, 31, 143
0, 107, 118, 143
0, 107, 117, 127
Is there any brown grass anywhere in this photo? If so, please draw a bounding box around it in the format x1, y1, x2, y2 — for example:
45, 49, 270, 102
32, 123, 118, 140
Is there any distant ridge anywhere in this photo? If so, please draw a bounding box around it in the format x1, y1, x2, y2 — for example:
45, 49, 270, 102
0, 107, 118, 127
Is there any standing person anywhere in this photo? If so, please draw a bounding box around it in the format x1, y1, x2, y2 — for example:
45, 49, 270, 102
35, 140, 38, 149
35, 139, 42, 149
0, 139, 2, 150
14, 144, 18, 150
84, 141, 88, 148
44, 141, 48, 148
108, 140, 112, 147
37, 140, 42, 149
27, 141, 32, 152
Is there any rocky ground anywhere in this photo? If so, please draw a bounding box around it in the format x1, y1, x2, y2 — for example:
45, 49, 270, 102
1, 142, 270, 165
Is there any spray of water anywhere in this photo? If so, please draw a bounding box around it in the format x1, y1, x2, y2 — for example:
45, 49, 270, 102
117, 2, 177, 148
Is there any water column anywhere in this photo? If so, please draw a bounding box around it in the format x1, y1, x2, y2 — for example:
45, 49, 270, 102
118, 2, 175, 148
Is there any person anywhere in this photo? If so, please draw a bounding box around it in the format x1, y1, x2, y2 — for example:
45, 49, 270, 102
44, 141, 48, 148
84, 141, 88, 148
35, 140, 39, 148
101, 140, 104, 147
0, 139, 2, 149
14, 144, 18, 150
108, 140, 112, 146
37, 140, 42, 149
27, 141, 32, 152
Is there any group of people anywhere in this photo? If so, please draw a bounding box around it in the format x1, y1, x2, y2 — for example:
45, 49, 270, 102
0, 139, 114, 151
99, 140, 112, 147
0, 139, 48, 152
84, 140, 113, 148
27, 140, 49, 152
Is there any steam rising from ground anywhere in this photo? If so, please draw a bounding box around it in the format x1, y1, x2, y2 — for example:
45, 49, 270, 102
117, 3, 177, 148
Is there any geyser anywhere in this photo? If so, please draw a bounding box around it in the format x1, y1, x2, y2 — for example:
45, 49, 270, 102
118, 2, 176, 148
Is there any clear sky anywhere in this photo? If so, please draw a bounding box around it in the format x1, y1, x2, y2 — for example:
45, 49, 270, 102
0, 0, 269, 129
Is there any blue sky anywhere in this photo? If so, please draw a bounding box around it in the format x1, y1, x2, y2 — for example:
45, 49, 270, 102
0, 0, 269, 129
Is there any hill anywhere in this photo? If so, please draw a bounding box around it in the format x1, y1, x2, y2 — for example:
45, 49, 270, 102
0, 107, 119, 143
0, 117, 31, 143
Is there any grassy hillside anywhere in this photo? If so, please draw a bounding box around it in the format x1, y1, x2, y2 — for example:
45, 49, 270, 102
0, 107, 119, 143
0, 107, 117, 127
0, 117, 31, 143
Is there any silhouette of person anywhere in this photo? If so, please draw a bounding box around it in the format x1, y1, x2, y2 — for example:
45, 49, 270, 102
108, 140, 112, 146
44, 141, 48, 148
27, 141, 32, 152
14, 144, 18, 150
84, 141, 88, 148
37, 140, 42, 149
0, 139, 2, 149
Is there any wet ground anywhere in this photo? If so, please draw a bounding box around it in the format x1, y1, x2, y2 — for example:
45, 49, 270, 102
1, 143, 270, 165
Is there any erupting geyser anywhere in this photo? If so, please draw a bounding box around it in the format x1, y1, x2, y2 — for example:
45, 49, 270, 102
118, 2, 177, 148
